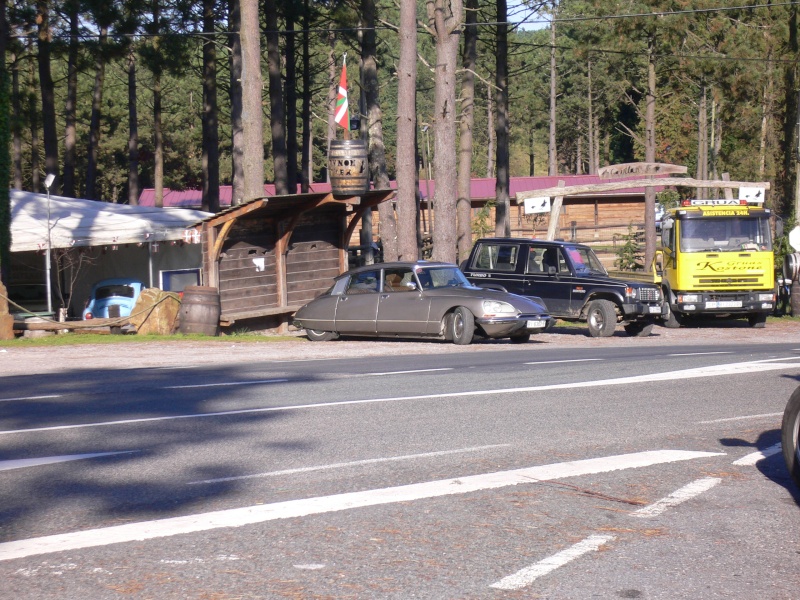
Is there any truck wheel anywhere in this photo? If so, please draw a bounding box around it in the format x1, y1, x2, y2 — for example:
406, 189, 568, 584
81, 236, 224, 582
782, 386, 800, 489
663, 304, 683, 329
747, 313, 767, 328
586, 299, 617, 337
306, 328, 337, 342
624, 322, 654, 337
450, 306, 476, 345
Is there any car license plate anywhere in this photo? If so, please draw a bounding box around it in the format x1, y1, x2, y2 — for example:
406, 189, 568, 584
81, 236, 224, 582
706, 300, 742, 308
648, 305, 661, 313
526, 320, 546, 328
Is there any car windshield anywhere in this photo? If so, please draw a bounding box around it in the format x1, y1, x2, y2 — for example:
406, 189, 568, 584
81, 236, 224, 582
95, 285, 136, 300
680, 217, 772, 253
415, 266, 472, 290
565, 246, 607, 275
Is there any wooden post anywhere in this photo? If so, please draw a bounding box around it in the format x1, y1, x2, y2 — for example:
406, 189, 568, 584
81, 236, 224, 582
722, 172, 734, 200
546, 181, 565, 241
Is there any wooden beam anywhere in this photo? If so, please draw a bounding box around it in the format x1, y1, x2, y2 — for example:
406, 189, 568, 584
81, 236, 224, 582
516, 177, 771, 202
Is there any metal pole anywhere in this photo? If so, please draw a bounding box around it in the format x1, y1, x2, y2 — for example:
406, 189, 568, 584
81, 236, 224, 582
45, 181, 53, 315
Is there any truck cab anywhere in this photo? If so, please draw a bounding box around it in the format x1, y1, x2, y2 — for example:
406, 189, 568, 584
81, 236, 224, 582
462, 238, 665, 337
656, 200, 775, 328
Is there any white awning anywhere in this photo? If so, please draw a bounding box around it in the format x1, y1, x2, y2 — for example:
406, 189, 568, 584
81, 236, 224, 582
10, 190, 212, 253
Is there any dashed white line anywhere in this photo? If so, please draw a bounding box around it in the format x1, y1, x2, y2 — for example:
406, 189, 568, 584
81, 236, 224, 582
0, 451, 137, 472
523, 359, 603, 365
699, 412, 782, 424
364, 368, 453, 376
187, 444, 510, 485
165, 378, 289, 389
732, 443, 782, 466
0, 395, 61, 403
490, 534, 614, 590
631, 477, 721, 518
667, 351, 732, 357
0, 450, 721, 561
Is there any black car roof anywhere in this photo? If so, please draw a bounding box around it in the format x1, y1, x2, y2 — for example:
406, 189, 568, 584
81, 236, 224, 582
474, 237, 589, 249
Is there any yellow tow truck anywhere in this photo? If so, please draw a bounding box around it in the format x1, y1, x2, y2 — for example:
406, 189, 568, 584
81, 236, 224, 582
655, 199, 775, 328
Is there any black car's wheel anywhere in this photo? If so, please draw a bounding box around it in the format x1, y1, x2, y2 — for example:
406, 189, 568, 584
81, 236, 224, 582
748, 313, 767, 328
305, 328, 337, 342
586, 299, 617, 337
450, 306, 475, 345
509, 333, 531, 344
623, 322, 654, 337
781, 386, 800, 489
663, 303, 683, 329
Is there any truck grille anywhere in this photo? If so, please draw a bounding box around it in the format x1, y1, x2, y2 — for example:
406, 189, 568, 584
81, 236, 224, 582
695, 276, 761, 287
638, 288, 660, 302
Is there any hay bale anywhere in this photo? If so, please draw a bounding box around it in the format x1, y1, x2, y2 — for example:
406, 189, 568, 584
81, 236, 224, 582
129, 288, 181, 335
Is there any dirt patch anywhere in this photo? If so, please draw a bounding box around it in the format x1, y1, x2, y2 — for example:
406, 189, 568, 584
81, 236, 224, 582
1, 319, 798, 377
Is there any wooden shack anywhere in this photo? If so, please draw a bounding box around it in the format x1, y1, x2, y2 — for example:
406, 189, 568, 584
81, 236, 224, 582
192, 189, 394, 329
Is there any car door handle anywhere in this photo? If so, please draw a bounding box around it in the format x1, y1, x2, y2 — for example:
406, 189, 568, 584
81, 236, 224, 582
380, 294, 390, 299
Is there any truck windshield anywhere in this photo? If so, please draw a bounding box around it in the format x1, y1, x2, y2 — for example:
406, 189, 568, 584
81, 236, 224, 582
566, 246, 607, 275
679, 217, 772, 253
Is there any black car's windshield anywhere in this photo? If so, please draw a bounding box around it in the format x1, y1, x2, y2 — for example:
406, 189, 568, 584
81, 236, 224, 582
565, 246, 607, 275
415, 266, 472, 290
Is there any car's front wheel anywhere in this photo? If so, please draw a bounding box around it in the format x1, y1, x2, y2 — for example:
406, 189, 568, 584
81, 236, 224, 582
585, 299, 617, 337
305, 328, 337, 342
449, 306, 475, 345
509, 333, 531, 344
748, 313, 767, 328
781, 386, 800, 489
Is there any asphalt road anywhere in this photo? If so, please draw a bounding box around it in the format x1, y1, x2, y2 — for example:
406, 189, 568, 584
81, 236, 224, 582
1, 339, 800, 599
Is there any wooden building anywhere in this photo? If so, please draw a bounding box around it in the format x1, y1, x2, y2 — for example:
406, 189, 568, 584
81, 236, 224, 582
191, 190, 394, 329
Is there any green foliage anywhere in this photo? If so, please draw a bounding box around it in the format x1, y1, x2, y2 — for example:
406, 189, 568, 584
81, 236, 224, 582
471, 199, 496, 238
614, 223, 644, 271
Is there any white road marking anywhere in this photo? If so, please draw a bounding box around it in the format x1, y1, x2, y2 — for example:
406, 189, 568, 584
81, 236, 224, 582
0, 450, 721, 561
364, 368, 453, 376
0, 451, 137, 472
490, 534, 614, 590
699, 412, 783, 424
524, 359, 603, 365
187, 444, 511, 485
667, 351, 732, 357
4, 358, 798, 436
732, 443, 782, 466
631, 477, 721, 518
165, 378, 289, 389
0, 395, 61, 403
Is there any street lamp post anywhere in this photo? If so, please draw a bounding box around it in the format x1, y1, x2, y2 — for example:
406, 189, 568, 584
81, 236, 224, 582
44, 173, 55, 315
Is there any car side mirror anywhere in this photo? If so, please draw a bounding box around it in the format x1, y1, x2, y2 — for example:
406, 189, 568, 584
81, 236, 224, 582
406, 281, 417, 290
547, 265, 557, 276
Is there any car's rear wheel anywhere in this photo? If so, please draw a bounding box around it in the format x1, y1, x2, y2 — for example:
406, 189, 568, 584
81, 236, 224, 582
305, 328, 337, 342
586, 299, 617, 337
623, 322, 654, 337
509, 333, 531, 344
450, 306, 475, 345
748, 313, 767, 328
781, 386, 800, 489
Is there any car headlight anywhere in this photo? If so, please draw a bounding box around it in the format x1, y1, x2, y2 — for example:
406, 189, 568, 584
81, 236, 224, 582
482, 300, 516, 315
625, 286, 637, 299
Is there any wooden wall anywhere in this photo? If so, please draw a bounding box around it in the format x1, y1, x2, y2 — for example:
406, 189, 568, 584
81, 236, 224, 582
286, 211, 340, 306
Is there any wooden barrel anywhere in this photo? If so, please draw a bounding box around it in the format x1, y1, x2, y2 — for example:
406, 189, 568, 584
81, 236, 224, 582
179, 286, 221, 336
328, 139, 369, 196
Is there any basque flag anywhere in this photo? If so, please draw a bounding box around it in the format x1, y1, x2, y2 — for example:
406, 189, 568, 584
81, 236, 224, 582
335, 54, 349, 129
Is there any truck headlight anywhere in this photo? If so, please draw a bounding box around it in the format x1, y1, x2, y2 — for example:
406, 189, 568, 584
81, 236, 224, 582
482, 300, 515, 315
758, 293, 775, 301
678, 294, 700, 303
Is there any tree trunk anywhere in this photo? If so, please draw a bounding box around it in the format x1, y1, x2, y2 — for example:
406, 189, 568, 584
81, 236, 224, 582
36, 0, 59, 194
396, 0, 419, 261
285, 2, 298, 192
457, 0, 477, 263
486, 82, 494, 177
153, 68, 163, 208
240, 0, 265, 201
362, 0, 398, 261
228, 0, 245, 205
202, 0, 220, 212
300, 0, 311, 192
548, 8, 557, 176
85, 25, 108, 201
696, 83, 707, 200
11, 52, 23, 190
426, 0, 462, 264
587, 60, 595, 174
27, 52, 40, 192
63, 7, 79, 198
326, 32, 337, 180
494, 0, 510, 238
643, 43, 657, 268
126, 48, 139, 205
266, 0, 288, 195
759, 75, 772, 179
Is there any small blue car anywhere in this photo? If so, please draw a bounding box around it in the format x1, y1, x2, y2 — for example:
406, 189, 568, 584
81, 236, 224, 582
83, 278, 144, 320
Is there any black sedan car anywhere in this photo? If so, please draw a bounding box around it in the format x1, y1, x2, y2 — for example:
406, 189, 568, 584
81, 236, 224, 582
293, 261, 552, 345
